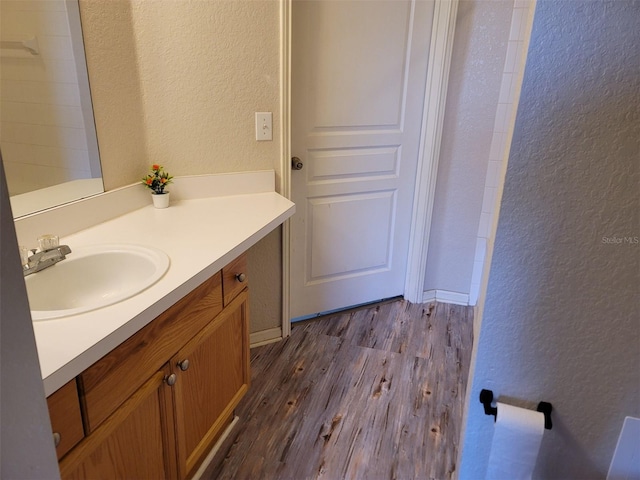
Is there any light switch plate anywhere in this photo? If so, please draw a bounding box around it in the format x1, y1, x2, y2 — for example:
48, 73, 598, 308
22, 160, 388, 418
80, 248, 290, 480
255, 112, 272, 141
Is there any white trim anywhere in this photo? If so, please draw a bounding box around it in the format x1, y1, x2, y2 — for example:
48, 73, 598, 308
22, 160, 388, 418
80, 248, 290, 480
404, 0, 459, 303
280, 0, 292, 338
468, 282, 481, 307
250, 327, 283, 348
422, 289, 469, 306
191, 415, 239, 480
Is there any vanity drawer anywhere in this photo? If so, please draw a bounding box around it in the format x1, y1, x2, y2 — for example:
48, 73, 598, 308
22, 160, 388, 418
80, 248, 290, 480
222, 253, 248, 306
47, 379, 85, 460
79, 271, 223, 433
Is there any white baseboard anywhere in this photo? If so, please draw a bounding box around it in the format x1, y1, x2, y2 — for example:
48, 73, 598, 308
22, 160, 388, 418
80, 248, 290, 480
422, 289, 470, 306
191, 415, 239, 480
250, 327, 283, 348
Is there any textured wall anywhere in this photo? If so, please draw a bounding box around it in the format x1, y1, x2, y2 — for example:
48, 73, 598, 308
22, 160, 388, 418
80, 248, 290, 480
78, 0, 146, 191
248, 228, 282, 333
460, 1, 640, 478
424, 0, 513, 295
79, 0, 280, 189
79, 0, 283, 334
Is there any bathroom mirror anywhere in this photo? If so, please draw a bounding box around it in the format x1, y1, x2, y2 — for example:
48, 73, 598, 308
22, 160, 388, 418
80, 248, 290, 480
0, 0, 103, 218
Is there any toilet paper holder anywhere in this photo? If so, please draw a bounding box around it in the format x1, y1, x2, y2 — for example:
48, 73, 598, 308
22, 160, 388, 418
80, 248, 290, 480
480, 389, 553, 430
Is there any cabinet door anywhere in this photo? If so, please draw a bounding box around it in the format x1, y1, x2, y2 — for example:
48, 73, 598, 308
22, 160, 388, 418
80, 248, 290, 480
47, 379, 84, 460
59, 367, 178, 480
171, 290, 250, 479
80, 273, 223, 433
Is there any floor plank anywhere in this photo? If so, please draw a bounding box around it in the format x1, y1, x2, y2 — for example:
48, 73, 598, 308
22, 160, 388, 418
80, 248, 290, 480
203, 300, 473, 480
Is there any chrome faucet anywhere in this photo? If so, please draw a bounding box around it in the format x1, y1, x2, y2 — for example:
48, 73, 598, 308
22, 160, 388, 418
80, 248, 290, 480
22, 245, 72, 276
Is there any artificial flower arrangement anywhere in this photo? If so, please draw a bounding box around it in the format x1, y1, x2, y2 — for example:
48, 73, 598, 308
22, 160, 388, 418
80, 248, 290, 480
142, 164, 173, 194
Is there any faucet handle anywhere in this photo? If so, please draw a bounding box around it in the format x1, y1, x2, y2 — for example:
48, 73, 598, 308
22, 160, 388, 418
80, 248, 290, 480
38, 234, 59, 251
19, 246, 30, 268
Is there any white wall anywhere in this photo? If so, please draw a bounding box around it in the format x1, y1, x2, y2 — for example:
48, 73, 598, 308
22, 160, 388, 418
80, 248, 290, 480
79, 0, 280, 192
460, 1, 640, 477
468, 1, 534, 305
1, 0, 95, 195
424, 0, 514, 302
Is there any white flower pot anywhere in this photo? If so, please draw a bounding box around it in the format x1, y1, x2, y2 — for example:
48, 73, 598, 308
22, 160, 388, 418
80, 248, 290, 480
152, 192, 170, 209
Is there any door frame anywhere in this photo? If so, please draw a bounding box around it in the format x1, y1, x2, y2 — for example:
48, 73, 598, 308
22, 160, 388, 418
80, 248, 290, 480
279, 0, 459, 336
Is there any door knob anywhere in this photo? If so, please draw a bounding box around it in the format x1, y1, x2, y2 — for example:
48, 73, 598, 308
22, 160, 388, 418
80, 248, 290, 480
177, 359, 190, 371
291, 157, 304, 170
165, 373, 177, 386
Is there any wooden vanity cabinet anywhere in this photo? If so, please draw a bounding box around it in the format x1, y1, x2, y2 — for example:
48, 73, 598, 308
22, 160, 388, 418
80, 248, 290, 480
79, 272, 225, 433
50, 253, 249, 480
172, 290, 249, 478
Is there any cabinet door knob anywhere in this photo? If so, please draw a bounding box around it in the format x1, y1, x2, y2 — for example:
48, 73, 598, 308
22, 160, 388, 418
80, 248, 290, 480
165, 373, 177, 386
236, 273, 247, 283
177, 359, 190, 371
53, 432, 61, 447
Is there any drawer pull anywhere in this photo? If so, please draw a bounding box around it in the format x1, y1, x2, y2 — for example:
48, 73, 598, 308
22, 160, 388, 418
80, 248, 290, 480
178, 359, 190, 371
235, 273, 247, 283
165, 373, 177, 386
53, 432, 61, 447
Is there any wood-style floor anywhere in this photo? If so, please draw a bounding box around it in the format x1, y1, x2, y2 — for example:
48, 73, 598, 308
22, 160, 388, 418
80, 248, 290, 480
203, 299, 474, 480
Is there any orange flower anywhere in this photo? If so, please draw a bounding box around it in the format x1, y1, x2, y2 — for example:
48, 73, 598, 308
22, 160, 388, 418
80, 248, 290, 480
142, 164, 172, 193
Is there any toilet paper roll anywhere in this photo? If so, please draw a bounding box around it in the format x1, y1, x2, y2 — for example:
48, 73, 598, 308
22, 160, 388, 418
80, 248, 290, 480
486, 402, 545, 480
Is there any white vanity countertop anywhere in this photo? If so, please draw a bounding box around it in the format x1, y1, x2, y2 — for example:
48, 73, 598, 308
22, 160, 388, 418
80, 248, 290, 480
30, 175, 294, 396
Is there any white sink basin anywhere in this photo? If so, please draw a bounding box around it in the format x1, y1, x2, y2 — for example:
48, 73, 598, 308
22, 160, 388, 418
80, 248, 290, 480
26, 244, 170, 320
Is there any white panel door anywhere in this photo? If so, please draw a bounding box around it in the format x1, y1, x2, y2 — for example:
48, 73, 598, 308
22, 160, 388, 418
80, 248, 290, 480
290, 0, 434, 318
